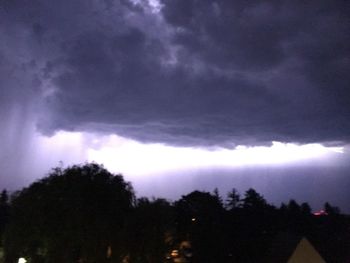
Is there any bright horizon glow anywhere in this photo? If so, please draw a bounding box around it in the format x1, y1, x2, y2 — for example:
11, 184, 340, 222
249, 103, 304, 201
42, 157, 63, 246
33, 130, 344, 177
85, 134, 344, 176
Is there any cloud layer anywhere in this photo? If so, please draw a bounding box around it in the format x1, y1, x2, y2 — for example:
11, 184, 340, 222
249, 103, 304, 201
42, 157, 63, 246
1, 0, 349, 146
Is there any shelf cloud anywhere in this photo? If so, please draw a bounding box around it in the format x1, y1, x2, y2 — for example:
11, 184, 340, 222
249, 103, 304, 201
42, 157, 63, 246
1, 0, 349, 147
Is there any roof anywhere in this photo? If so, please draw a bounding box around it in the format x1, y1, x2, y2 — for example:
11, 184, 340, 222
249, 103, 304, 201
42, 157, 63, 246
287, 237, 326, 263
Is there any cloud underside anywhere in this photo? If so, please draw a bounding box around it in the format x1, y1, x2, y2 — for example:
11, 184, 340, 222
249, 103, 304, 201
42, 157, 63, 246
1, 0, 350, 146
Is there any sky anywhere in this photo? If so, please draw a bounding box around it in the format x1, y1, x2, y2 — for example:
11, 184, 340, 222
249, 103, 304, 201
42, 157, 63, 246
0, 0, 350, 211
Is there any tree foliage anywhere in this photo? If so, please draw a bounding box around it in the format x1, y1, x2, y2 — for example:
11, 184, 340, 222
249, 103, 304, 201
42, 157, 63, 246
0, 190, 9, 247
225, 188, 240, 210
4, 163, 134, 263
175, 191, 226, 262
242, 188, 267, 210
1, 163, 349, 263
127, 197, 175, 263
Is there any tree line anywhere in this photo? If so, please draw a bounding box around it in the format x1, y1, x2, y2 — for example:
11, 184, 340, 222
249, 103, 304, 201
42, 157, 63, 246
0, 163, 349, 263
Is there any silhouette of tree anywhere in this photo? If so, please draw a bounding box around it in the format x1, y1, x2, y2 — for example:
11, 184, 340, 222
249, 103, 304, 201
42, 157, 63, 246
225, 188, 240, 210
280, 202, 288, 212
175, 191, 226, 262
300, 202, 311, 215
0, 189, 9, 246
324, 202, 340, 215
0, 190, 8, 205
287, 199, 301, 215
213, 188, 223, 206
4, 163, 134, 263
242, 188, 267, 210
128, 197, 175, 263
1, 164, 349, 263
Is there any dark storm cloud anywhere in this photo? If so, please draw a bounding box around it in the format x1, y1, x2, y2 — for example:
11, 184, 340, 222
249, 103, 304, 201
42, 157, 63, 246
161, 0, 350, 144
1, 0, 350, 146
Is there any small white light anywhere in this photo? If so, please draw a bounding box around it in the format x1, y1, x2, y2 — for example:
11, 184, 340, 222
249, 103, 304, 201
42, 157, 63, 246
18, 258, 27, 263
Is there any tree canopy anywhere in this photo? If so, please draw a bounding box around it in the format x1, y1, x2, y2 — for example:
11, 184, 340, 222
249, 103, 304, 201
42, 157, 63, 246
4, 163, 134, 263
0, 163, 349, 263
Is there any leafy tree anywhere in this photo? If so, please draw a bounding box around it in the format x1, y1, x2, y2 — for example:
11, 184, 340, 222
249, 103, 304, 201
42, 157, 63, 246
175, 191, 226, 262
128, 197, 175, 263
4, 163, 134, 263
229, 189, 276, 261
